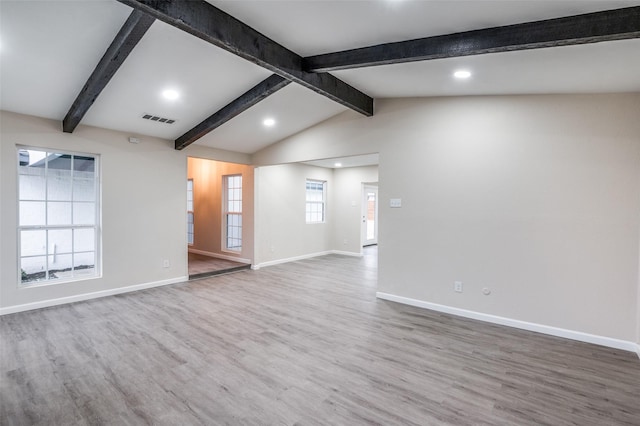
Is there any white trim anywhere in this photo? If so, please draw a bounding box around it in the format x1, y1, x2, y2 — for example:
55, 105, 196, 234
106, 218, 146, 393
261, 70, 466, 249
376, 292, 639, 354
188, 248, 250, 264
253, 251, 331, 270
0, 276, 188, 316
636, 343, 640, 360
331, 250, 362, 257
252, 250, 362, 270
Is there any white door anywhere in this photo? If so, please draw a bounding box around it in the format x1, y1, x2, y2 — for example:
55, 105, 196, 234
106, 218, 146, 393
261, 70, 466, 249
362, 185, 378, 246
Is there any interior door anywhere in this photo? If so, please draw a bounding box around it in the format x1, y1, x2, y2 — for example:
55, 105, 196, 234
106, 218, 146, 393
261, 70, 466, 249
362, 185, 378, 246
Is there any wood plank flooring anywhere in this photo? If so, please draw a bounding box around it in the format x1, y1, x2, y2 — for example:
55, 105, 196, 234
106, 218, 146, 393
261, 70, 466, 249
1, 248, 639, 425
188, 253, 250, 280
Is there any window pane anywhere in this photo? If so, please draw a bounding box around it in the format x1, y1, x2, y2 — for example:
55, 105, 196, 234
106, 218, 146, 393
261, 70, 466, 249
73, 202, 95, 225
47, 171, 72, 201
48, 153, 71, 171
74, 228, 95, 252
48, 253, 72, 280
73, 178, 95, 201
74, 252, 95, 277
49, 229, 72, 254
21, 256, 46, 283
20, 230, 46, 257
73, 156, 95, 173
223, 176, 242, 251
187, 179, 194, 212
48, 202, 72, 225
18, 149, 47, 168
18, 148, 100, 286
18, 169, 46, 200
187, 210, 194, 245
20, 201, 46, 226
305, 180, 325, 223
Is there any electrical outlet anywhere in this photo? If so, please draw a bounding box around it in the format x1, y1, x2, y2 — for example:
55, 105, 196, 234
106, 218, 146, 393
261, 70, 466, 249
163, 259, 170, 268
454, 281, 463, 293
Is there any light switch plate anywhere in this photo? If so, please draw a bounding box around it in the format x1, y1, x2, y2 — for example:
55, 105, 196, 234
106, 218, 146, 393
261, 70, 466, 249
390, 198, 402, 208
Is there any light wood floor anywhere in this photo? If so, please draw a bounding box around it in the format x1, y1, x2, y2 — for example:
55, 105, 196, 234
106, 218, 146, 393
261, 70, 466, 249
188, 252, 250, 279
1, 248, 639, 425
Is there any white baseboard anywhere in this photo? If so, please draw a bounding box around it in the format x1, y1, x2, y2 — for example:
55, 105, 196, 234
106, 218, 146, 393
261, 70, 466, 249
253, 251, 332, 270
331, 250, 363, 257
252, 249, 362, 270
0, 276, 189, 316
188, 248, 251, 264
376, 292, 639, 356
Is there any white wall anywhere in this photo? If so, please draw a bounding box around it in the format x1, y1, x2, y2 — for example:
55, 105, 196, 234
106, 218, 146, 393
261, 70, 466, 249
4, 94, 640, 349
1, 111, 249, 312
332, 166, 378, 254
252, 94, 640, 345
253, 163, 379, 266
254, 163, 333, 266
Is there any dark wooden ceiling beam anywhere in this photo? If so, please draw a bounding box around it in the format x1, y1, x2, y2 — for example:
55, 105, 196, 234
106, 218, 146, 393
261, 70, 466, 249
116, 0, 373, 116
175, 74, 291, 150
63, 10, 154, 133
304, 6, 640, 72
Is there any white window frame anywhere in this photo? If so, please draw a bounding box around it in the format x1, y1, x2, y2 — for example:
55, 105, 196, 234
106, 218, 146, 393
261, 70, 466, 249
187, 179, 194, 245
306, 179, 326, 224
222, 174, 242, 253
17, 146, 101, 287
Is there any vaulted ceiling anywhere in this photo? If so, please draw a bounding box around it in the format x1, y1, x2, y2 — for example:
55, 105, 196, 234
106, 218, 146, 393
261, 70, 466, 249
1, 1, 639, 155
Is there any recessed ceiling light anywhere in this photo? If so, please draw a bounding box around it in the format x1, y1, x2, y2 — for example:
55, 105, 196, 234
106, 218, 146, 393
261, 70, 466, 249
453, 70, 472, 79
263, 118, 276, 127
334, 162, 342, 168
162, 89, 179, 100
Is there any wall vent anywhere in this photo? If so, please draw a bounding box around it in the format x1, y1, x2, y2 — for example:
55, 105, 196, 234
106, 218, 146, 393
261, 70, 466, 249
141, 114, 176, 124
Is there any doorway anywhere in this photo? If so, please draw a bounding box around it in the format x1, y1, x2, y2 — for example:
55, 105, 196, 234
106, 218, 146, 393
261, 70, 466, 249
187, 157, 253, 279
362, 184, 378, 247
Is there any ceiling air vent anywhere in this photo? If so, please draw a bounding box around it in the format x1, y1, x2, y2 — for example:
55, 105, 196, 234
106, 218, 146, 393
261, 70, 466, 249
141, 114, 176, 124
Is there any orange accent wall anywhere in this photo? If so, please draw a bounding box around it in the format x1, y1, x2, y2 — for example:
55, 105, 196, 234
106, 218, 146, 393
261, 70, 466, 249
187, 157, 254, 262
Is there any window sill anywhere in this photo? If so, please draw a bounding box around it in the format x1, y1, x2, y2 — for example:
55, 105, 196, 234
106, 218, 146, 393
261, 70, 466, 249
19, 274, 102, 289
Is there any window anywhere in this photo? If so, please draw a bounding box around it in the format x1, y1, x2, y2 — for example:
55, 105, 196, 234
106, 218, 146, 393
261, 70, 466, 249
223, 174, 242, 252
306, 179, 326, 223
187, 179, 194, 245
17, 148, 100, 285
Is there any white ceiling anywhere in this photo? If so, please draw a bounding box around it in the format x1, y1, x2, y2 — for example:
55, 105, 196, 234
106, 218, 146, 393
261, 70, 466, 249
333, 38, 640, 98
1, 0, 639, 156
212, 0, 640, 56
81, 18, 273, 141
